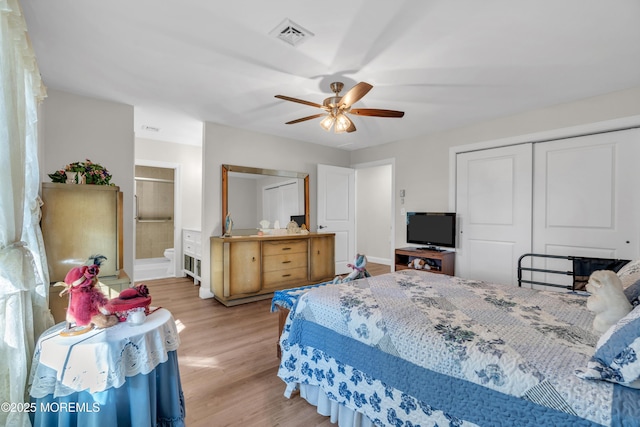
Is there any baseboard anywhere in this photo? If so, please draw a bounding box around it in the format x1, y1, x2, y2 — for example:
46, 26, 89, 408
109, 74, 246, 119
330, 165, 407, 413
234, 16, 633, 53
366, 256, 391, 265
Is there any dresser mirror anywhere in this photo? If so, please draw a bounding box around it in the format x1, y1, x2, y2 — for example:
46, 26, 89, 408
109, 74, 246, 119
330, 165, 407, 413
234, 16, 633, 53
222, 164, 309, 235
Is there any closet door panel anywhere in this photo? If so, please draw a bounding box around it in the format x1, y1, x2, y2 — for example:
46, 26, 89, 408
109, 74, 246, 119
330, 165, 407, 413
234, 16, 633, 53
532, 129, 640, 288
467, 156, 516, 225
544, 144, 613, 228
465, 240, 517, 286
456, 144, 533, 286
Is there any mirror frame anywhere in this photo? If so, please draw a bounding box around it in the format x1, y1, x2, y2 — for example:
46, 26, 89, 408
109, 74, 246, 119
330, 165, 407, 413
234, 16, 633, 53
222, 164, 309, 235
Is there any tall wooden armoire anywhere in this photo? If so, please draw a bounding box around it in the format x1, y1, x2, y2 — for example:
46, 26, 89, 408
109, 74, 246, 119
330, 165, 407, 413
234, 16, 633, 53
41, 183, 129, 321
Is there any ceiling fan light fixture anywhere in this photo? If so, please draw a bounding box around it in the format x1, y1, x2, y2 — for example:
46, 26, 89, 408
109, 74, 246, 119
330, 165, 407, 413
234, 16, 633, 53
334, 114, 352, 133
276, 81, 404, 134
319, 115, 335, 132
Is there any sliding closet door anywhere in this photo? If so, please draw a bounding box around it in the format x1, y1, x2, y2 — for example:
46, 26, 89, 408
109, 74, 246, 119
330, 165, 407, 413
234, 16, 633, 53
456, 144, 532, 285
532, 128, 640, 288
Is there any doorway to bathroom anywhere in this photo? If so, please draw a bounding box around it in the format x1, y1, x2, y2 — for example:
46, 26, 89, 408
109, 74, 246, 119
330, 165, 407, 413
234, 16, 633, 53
134, 165, 176, 281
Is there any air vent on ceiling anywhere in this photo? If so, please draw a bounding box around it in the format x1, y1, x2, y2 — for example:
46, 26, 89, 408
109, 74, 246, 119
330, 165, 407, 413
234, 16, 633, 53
270, 18, 314, 47
141, 125, 160, 132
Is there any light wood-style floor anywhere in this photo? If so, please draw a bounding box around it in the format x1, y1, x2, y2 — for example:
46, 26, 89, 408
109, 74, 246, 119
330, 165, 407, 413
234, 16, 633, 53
141, 263, 390, 427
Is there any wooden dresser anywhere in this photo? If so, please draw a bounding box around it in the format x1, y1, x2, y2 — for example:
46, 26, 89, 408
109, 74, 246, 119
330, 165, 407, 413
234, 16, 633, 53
210, 233, 335, 306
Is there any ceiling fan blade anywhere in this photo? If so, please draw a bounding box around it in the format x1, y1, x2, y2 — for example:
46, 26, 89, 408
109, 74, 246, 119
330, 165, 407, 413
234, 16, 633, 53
285, 113, 326, 125
349, 108, 405, 118
339, 82, 373, 108
275, 95, 324, 109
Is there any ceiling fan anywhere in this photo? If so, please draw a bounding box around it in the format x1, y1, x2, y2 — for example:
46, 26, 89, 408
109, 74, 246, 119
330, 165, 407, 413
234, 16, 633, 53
275, 82, 404, 133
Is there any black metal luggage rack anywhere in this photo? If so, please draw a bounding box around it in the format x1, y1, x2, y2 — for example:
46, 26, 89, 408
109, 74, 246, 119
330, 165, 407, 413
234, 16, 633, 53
517, 253, 630, 291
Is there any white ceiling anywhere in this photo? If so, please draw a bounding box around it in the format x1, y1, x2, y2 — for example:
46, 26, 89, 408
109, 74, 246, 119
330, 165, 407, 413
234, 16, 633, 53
22, 1, 640, 150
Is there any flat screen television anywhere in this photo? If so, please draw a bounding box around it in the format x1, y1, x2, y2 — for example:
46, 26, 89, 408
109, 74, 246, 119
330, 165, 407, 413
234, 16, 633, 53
406, 212, 456, 250
290, 215, 305, 227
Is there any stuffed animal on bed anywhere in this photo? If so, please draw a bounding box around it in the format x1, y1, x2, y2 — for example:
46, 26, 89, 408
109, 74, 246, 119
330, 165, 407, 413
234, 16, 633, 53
586, 270, 632, 334
332, 254, 372, 283
55, 255, 118, 329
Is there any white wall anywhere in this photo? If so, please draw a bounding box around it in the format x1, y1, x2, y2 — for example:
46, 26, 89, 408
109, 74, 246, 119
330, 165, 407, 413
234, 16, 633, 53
135, 137, 203, 230
201, 122, 351, 298
41, 89, 135, 277
356, 164, 392, 264
350, 86, 640, 249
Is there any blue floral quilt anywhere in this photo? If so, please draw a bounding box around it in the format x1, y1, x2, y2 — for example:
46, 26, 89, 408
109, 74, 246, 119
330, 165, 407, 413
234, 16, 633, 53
277, 270, 640, 427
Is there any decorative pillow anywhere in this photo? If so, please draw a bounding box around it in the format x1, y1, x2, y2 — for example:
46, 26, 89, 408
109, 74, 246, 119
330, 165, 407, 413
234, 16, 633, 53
576, 305, 640, 388
617, 259, 640, 305
625, 280, 640, 307
617, 258, 640, 289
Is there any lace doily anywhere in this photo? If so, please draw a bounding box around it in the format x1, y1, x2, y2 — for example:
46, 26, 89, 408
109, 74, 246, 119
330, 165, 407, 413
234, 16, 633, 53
29, 308, 180, 397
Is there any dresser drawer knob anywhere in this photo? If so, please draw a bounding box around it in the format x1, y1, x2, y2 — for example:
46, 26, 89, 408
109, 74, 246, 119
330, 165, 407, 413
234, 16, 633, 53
282, 274, 291, 278
282, 247, 291, 251
282, 260, 291, 264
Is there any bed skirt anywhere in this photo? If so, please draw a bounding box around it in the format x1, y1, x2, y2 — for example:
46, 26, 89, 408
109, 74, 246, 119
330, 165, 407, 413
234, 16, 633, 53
298, 383, 375, 427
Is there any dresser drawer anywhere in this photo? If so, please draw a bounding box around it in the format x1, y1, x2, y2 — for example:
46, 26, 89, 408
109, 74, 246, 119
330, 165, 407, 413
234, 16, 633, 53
183, 229, 201, 243
183, 229, 202, 258
184, 242, 196, 255
262, 252, 308, 273
262, 267, 308, 288
262, 240, 307, 256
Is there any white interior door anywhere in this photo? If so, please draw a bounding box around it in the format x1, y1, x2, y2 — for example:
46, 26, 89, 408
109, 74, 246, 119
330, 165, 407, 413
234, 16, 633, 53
532, 129, 640, 288
317, 164, 355, 274
456, 144, 533, 285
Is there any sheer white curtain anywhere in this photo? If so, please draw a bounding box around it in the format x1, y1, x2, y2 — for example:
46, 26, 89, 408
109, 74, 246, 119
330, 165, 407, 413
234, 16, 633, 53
0, 1, 52, 426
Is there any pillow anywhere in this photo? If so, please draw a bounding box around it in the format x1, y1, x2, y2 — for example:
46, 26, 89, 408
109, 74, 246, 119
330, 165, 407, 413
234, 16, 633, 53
617, 258, 640, 288
625, 281, 640, 307
576, 305, 640, 388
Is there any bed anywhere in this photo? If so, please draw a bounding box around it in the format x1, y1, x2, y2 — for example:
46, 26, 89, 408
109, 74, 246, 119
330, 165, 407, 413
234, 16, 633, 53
275, 267, 640, 427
